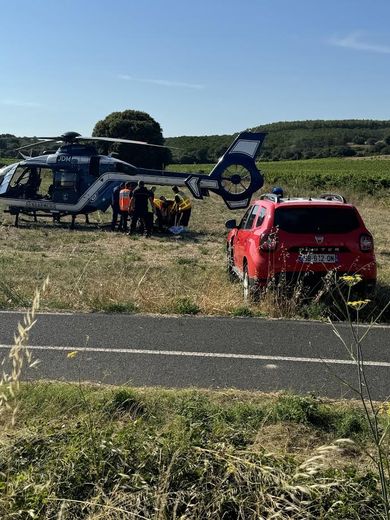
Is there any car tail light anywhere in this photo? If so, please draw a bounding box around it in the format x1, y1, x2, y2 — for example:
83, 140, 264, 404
260, 232, 278, 251
360, 233, 373, 252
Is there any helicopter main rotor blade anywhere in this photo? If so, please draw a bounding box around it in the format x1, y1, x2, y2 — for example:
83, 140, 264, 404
11, 139, 58, 152
35, 136, 63, 140
76, 136, 170, 149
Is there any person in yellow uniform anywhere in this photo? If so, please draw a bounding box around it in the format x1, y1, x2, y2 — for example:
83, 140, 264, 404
172, 185, 192, 229
153, 195, 174, 232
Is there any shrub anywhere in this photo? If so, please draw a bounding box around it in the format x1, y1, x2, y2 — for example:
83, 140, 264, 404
107, 388, 146, 416
173, 298, 200, 315
272, 394, 333, 429
231, 306, 254, 317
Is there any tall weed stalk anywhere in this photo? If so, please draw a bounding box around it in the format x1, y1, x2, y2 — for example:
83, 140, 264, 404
0, 276, 49, 425
329, 274, 390, 519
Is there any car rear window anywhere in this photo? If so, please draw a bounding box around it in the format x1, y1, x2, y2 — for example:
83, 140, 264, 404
274, 206, 360, 233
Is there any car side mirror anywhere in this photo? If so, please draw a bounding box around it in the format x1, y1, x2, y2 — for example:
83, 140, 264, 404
225, 219, 237, 229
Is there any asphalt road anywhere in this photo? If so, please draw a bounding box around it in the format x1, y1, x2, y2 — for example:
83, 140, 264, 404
0, 311, 389, 399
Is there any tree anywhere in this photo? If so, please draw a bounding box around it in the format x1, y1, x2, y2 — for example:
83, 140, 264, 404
179, 152, 197, 164
331, 146, 356, 157
352, 135, 365, 145
373, 141, 386, 153
195, 147, 209, 163
93, 110, 171, 169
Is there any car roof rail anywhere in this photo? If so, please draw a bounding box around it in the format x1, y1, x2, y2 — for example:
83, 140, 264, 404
318, 193, 347, 203
259, 193, 282, 203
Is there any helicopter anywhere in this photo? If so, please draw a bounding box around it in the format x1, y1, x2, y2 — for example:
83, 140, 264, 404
0, 130, 266, 227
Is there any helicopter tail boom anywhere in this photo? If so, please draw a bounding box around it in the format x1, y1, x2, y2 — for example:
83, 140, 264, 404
0, 131, 266, 223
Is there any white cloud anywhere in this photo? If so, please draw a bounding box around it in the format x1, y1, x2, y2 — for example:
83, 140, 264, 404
330, 32, 390, 54
118, 74, 204, 89
1, 99, 42, 108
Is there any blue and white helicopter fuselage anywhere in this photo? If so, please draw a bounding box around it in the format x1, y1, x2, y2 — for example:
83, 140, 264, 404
0, 132, 266, 225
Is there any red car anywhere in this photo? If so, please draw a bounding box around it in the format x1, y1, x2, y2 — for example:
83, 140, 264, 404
226, 193, 376, 300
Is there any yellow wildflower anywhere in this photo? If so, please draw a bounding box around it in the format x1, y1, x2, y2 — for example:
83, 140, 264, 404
378, 403, 390, 416
340, 274, 363, 287
347, 299, 371, 310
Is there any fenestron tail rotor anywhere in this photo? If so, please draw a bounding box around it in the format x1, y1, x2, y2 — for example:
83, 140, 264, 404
220, 163, 253, 195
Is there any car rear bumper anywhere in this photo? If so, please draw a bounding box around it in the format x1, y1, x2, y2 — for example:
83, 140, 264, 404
254, 252, 376, 279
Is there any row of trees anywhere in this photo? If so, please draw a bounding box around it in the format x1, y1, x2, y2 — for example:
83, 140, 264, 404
2, 114, 390, 166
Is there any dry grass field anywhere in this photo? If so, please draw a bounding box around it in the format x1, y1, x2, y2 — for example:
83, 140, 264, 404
0, 184, 389, 320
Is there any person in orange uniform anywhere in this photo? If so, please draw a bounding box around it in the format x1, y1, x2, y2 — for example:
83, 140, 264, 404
118, 182, 132, 232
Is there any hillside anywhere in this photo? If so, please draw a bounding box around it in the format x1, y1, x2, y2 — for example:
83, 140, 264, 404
165, 119, 390, 164
2, 119, 390, 164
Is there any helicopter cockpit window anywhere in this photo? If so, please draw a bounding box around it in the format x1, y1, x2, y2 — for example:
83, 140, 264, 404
8, 166, 41, 199
10, 166, 31, 188
8, 165, 54, 200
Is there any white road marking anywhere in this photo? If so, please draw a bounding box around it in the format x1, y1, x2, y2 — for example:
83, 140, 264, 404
0, 344, 390, 368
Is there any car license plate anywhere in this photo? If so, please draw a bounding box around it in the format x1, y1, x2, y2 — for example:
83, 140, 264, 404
298, 253, 338, 263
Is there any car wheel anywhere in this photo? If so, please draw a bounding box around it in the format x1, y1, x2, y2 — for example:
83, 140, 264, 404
243, 267, 250, 302
227, 243, 236, 281
243, 265, 259, 302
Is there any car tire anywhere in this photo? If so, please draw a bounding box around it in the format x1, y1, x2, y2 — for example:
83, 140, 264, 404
243, 265, 259, 303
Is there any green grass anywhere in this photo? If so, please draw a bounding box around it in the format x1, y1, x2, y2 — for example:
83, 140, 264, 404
0, 157, 17, 167
263, 157, 390, 194
172, 297, 200, 315
0, 382, 385, 519
231, 306, 255, 317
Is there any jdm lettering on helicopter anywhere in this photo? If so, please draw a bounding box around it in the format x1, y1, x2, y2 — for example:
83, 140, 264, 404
57, 155, 73, 163
0, 130, 266, 227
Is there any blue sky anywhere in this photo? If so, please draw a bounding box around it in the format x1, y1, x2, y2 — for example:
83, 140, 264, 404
1, 0, 390, 137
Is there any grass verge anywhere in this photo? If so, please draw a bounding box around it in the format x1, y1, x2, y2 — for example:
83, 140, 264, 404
0, 382, 386, 519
